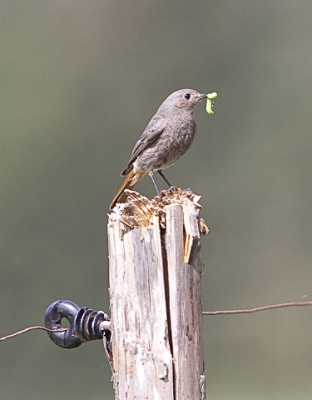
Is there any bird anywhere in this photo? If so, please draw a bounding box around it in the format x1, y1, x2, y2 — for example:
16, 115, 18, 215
110, 88, 207, 209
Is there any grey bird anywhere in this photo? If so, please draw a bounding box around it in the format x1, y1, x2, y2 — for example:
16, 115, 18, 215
110, 88, 206, 209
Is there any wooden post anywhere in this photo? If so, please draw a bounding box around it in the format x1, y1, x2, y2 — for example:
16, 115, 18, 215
107, 189, 208, 399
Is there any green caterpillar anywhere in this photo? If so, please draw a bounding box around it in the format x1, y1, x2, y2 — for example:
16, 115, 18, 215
206, 92, 218, 114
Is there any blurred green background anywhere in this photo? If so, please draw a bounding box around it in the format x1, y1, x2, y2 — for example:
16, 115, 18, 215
1, 1, 312, 399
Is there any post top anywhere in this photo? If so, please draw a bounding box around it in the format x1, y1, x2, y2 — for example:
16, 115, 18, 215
108, 188, 209, 251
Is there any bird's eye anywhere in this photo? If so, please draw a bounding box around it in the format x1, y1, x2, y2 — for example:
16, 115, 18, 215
184, 93, 191, 100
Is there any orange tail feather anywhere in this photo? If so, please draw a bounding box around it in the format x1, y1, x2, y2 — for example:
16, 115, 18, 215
110, 170, 145, 209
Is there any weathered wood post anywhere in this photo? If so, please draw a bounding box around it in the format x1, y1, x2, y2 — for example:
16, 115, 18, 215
107, 189, 208, 399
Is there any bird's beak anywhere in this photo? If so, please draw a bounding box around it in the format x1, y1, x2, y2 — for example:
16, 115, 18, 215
196, 93, 207, 102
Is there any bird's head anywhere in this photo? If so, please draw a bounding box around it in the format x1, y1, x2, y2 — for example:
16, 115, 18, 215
158, 89, 207, 116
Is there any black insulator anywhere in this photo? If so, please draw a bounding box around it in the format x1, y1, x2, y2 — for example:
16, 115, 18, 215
44, 300, 110, 349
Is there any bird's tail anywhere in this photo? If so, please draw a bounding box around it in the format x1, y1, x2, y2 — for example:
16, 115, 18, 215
110, 170, 145, 210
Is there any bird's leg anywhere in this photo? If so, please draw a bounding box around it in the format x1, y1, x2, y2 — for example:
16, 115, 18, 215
157, 170, 172, 187
158, 170, 177, 190
148, 170, 160, 196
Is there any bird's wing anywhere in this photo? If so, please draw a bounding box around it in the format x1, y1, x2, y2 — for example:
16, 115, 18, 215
121, 118, 166, 176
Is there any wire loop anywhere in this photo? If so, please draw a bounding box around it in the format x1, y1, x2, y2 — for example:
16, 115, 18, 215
44, 300, 110, 349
